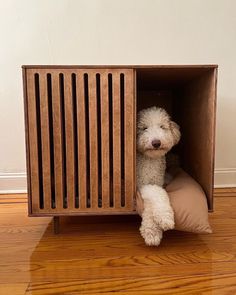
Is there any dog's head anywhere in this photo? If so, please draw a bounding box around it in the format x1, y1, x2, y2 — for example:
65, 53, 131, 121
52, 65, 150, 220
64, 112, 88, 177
137, 107, 181, 158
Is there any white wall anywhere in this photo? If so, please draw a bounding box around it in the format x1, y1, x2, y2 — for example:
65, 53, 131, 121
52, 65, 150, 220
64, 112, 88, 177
0, 0, 236, 192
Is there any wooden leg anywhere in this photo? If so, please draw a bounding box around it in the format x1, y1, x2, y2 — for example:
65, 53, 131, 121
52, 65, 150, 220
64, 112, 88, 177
53, 216, 60, 234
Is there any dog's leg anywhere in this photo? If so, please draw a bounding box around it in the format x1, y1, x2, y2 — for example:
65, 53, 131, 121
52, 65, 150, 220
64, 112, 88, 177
140, 184, 175, 231
140, 207, 163, 246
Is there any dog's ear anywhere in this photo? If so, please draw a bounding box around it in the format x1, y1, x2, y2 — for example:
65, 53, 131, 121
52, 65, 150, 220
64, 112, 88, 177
170, 121, 181, 145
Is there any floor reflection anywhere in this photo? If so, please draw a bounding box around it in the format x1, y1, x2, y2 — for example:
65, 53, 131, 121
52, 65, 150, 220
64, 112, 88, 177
27, 215, 216, 294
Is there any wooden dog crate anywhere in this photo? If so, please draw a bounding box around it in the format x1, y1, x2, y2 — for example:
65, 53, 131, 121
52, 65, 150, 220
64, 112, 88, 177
22, 65, 217, 231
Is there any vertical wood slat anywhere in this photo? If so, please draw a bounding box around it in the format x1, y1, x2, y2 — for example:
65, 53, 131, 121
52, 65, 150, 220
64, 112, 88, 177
112, 73, 121, 208
133, 69, 137, 209
26, 71, 40, 212
76, 73, 87, 209
100, 73, 110, 208
124, 71, 135, 210
88, 73, 99, 209
51, 72, 64, 211
39, 73, 52, 210
64, 72, 75, 209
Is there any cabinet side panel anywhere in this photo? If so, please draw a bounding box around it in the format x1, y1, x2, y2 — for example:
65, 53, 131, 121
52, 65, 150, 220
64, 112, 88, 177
26, 70, 41, 213
22, 69, 32, 214
179, 69, 217, 210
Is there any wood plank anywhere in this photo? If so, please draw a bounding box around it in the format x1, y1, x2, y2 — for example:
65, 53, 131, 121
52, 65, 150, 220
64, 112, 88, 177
88, 72, 99, 209
4, 255, 236, 282
25, 274, 236, 294
0, 198, 27, 204
64, 72, 75, 209
100, 73, 110, 209
26, 71, 40, 213
214, 187, 236, 197
0, 196, 27, 201
112, 73, 121, 208
76, 73, 87, 210
0, 283, 29, 295
0, 194, 27, 199
51, 72, 64, 211
124, 71, 135, 210
39, 73, 52, 211
22, 65, 218, 70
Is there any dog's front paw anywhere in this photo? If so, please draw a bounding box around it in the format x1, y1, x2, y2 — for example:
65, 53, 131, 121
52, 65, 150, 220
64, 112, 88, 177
140, 224, 163, 246
159, 214, 175, 231
153, 210, 175, 231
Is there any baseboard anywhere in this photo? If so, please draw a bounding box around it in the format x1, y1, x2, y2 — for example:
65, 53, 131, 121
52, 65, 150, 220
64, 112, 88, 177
0, 173, 27, 194
214, 168, 236, 188
0, 169, 235, 193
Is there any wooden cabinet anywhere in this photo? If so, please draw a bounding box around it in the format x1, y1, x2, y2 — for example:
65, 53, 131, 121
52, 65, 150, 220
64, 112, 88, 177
22, 65, 217, 224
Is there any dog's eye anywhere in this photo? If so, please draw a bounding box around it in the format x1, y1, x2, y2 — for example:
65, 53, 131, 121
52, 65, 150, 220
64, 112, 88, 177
160, 125, 167, 130
142, 127, 148, 131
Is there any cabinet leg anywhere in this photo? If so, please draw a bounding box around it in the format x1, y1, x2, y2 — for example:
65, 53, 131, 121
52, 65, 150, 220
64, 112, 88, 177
53, 216, 60, 234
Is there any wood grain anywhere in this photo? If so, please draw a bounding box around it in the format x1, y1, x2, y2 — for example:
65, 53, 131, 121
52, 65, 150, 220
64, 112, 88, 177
0, 191, 235, 294
22, 68, 32, 214
177, 68, 217, 210
51, 72, 64, 211
64, 72, 76, 210
76, 73, 87, 210
25, 274, 236, 295
39, 73, 52, 210
22, 65, 218, 70
0, 283, 29, 295
124, 70, 135, 210
26, 70, 40, 213
112, 72, 121, 208
100, 73, 110, 208
214, 187, 236, 197
88, 72, 99, 209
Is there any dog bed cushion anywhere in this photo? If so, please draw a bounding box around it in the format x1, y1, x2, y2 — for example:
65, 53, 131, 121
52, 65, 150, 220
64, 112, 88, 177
136, 168, 212, 234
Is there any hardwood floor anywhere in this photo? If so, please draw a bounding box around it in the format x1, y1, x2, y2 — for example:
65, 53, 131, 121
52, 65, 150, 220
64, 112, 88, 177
0, 190, 236, 294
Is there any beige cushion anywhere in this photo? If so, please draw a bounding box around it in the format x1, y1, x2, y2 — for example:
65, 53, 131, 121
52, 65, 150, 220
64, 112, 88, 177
136, 168, 212, 234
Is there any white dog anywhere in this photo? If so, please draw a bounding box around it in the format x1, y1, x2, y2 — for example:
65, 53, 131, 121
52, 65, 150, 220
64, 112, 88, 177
136, 107, 181, 246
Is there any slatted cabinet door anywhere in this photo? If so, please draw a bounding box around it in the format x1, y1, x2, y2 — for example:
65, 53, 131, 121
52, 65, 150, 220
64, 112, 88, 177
23, 68, 136, 215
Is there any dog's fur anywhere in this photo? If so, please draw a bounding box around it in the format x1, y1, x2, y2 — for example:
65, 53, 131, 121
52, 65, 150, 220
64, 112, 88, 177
137, 107, 181, 246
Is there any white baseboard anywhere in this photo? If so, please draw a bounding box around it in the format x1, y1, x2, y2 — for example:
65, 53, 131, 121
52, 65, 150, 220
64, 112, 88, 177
0, 169, 235, 194
0, 172, 27, 194
214, 168, 236, 188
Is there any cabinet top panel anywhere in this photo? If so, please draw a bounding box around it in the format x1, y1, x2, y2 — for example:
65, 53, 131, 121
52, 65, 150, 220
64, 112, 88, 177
22, 64, 218, 69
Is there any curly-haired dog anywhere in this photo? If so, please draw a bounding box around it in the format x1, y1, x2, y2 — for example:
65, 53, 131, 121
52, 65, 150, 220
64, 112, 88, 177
137, 107, 181, 246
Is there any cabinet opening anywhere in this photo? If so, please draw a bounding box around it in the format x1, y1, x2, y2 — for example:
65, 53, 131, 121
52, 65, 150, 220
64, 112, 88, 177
136, 67, 217, 209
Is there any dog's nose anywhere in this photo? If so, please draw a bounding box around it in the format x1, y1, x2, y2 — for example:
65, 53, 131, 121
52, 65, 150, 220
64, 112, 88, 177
152, 139, 161, 149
